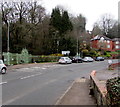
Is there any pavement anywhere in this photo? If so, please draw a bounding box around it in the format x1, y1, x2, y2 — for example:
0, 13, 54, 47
7, 62, 57, 70
55, 68, 119, 105
55, 78, 97, 105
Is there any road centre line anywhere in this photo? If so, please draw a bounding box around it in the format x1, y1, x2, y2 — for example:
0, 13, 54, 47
20, 73, 42, 80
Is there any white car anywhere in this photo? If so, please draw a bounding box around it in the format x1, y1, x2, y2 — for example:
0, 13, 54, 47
58, 57, 72, 64
0, 60, 7, 74
82, 57, 94, 62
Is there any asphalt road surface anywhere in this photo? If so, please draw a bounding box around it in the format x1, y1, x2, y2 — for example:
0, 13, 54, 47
1, 60, 118, 105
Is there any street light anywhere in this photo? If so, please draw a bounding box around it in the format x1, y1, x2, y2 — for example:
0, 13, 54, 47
0, 13, 2, 60
7, 21, 10, 52
7, 21, 10, 65
54, 30, 59, 53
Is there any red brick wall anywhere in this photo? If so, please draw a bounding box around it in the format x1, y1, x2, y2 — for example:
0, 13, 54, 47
91, 40, 98, 49
112, 41, 120, 51
91, 40, 113, 51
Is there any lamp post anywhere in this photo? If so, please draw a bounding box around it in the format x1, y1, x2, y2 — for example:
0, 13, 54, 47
54, 30, 59, 53
7, 21, 10, 52
0, 13, 2, 60
77, 36, 79, 56
7, 21, 10, 65
57, 40, 59, 53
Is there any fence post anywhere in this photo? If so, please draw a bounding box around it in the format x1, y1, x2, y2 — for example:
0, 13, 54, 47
7, 52, 10, 65
16, 53, 19, 64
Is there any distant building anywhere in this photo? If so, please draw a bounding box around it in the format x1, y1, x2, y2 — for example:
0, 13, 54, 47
91, 35, 120, 51
112, 38, 120, 51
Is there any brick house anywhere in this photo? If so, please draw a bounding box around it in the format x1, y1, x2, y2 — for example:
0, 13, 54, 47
112, 38, 120, 51
91, 35, 120, 51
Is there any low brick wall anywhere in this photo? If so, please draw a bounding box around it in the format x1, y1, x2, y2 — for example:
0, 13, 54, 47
90, 70, 111, 106
111, 62, 120, 68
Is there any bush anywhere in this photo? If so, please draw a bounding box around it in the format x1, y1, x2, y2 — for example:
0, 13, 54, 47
82, 49, 89, 57
103, 52, 111, 58
89, 50, 96, 57
31, 55, 60, 63
106, 77, 120, 106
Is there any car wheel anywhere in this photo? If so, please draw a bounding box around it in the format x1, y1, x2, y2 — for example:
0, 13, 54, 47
1, 68, 6, 74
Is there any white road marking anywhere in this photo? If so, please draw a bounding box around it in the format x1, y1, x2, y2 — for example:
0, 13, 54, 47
20, 73, 42, 80
0, 81, 7, 85
31, 67, 41, 69
42, 67, 46, 69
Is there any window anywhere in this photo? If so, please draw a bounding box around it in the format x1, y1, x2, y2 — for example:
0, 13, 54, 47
107, 40, 110, 43
115, 45, 119, 49
116, 41, 119, 44
107, 45, 110, 48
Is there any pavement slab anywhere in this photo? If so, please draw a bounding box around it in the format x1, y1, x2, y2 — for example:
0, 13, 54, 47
56, 78, 96, 105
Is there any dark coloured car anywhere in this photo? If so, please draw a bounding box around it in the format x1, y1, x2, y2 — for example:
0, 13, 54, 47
72, 56, 83, 63
95, 57, 104, 61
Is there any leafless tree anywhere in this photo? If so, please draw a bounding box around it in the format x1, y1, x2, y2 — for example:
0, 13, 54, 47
98, 14, 117, 35
92, 23, 102, 36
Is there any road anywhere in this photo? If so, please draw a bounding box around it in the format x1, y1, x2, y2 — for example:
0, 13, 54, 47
1, 60, 117, 105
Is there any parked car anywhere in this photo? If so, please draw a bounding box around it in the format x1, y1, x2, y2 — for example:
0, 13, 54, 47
95, 57, 104, 61
72, 56, 83, 63
82, 57, 94, 62
0, 60, 7, 74
58, 57, 72, 64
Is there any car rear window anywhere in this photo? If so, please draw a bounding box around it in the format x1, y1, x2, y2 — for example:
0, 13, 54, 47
65, 57, 69, 60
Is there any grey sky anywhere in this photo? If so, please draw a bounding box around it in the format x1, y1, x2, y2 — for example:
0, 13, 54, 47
41, 0, 119, 30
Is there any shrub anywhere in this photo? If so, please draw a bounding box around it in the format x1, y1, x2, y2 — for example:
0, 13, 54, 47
31, 55, 60, 63
82, 49, 89, 57
106, 77, 120, 106
89, 50, 98, 57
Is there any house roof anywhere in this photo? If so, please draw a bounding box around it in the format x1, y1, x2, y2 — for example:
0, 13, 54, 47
91, 35, 111, 41
112, 38, 120, 41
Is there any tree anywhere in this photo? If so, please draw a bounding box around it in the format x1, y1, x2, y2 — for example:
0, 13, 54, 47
107, 22, 118, 39
1, 1, 48, 54
49, 7, 73, 54
101, 14, 116, 36
13, 2, 28, 24
50, 7, 62, 32
61, 11, 73, 34
93, 14, 118, 38
27, 2, 45, 24
92, 23, 102, 36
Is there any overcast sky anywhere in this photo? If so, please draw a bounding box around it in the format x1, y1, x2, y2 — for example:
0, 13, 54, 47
2, 0, 120, 30
41, 0, 119, 31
